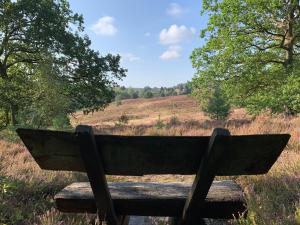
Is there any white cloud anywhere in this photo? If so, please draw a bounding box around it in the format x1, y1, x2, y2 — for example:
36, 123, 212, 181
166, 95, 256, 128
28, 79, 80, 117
160, 45, 182, 60
166, 3, 186, 17
159, 24, 196, 45
121, 53, 141, 62
91, 16, 118, 36
144, 32, 151, 37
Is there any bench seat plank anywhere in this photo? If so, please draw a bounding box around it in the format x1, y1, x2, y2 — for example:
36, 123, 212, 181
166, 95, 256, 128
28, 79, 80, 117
17, 128, 290, 176
55, 180, 246, 219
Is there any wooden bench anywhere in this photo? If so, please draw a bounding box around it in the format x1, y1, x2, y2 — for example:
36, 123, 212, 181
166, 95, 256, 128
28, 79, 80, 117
17, 126, 290, 225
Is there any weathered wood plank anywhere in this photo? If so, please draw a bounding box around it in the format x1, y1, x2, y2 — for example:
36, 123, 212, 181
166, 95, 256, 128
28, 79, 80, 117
55, 180, 246, 219
182, 128, 231, 225
16, 128, 290, 175
76, 125, 119, 225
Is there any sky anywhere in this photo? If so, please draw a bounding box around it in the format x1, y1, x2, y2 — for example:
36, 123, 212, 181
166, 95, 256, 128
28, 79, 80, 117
68, 0, 208, 88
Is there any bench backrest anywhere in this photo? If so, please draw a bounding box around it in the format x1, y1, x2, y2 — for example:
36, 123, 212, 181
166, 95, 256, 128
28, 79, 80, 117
17, 127, 290, 176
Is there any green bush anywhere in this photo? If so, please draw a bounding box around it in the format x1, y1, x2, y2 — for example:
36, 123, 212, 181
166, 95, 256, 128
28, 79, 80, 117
0, 126, 20, 143
51, 114, 71, 130
143, 91, 153, 99
0, 110, 9, 130
204, 85, 230, 120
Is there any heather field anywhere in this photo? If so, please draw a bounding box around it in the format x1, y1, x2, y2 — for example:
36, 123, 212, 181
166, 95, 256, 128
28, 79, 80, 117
0, 95, 300, 225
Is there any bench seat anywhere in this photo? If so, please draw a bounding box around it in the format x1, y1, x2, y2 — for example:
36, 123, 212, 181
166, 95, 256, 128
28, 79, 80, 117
55, 180, 246, 219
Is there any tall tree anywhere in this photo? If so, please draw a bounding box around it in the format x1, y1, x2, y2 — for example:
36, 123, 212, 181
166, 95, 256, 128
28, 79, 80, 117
191, 0, 300, 114
0, 0, 126, 126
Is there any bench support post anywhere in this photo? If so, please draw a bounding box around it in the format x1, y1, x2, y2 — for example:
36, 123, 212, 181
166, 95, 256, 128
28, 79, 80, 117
181, 128, 231, 225
76, 125, 120, 225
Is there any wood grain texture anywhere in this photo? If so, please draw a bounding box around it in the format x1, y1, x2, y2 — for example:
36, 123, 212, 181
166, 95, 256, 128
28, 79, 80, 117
182, 128, 231, 224
55, 180, 246, 219
76, 125, 119, 225
16, 128, 290, 175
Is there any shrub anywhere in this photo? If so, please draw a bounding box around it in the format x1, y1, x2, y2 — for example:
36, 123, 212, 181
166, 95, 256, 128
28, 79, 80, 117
115, 113, 129, 127
168, 115, 180, 127
203, 85, 230, 120
0, 110, 9, 130
51, 114, 71, 130
143, 91, 153, 99
115, 91, 131, 101
0, 126, 20, 143
155, 115, 165, 129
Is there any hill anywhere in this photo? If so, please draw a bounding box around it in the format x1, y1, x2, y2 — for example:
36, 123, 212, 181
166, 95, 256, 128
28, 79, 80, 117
72, 95, 252, 135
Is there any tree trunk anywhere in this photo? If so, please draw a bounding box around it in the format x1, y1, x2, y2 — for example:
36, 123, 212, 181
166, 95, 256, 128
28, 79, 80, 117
10, 104, 18, 126
4, 109, 9, 127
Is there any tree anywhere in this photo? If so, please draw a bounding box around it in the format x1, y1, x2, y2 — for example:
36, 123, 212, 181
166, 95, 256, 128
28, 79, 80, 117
141, 86, 154, 98
115, 89, 131, 101
143, 91, 154, 99
203, 85, 230, 120
191, 0, 300, 114
159, 87, 166, 97
165, 87, 177, 96
16, 63, 72, 128
127, 88, 139, 99
0, 0, 126, 127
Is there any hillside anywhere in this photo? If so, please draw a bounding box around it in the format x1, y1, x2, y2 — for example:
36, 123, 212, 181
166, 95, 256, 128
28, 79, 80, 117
0, 95, 299, 224
73, 95, 203, 126
72, 95, 253, 136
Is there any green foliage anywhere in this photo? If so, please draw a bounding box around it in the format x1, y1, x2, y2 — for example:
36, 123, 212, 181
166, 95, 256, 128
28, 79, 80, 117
0, 176, 18, 196
203, 85, 230, 120
159, 87, 166, 97
0, 126, 20, 142
51, 114, 71, 130
127, 88, 139, 99
14, 64, 72, 129
296, 207, 300, 224
113, 83, 191, 101
115, 88, 131, 101
191, 0, 300, 114
0, 110, 9, 130
159, 87, 178, 97
0, 0, 126, 128
141, 86, 154, 98
143, 90, 154, 99
114, 87, 139, 101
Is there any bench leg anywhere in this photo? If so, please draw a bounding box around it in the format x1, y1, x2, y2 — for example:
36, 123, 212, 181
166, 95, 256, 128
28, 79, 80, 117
119, 215, 130, 225
181, 129, 230, 225
76, 126, 119, 225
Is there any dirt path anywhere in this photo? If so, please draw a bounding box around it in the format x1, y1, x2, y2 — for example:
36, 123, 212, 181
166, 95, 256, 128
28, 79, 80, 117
128, 216, 229, 225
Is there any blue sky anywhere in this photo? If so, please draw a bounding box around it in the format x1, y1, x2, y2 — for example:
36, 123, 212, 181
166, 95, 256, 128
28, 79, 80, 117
68, 0, 208, 87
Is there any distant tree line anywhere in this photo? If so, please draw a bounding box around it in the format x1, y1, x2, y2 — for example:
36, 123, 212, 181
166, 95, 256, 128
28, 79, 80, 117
114, 82, 192, 102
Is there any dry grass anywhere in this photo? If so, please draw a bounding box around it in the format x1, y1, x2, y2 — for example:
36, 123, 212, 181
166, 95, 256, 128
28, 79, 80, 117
0, 95, 299, 224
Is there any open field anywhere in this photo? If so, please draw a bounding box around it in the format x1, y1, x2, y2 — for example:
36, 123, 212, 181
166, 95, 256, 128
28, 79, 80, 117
0, 95, 300, 224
